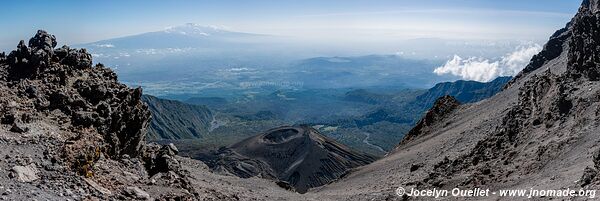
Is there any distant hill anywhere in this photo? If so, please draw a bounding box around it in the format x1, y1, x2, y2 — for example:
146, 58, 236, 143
320, 77, 511, 155
142, 95, 213, 140
185, 96, 228, 108
145, 77, 511, 157
416, 76, 512, 108
343, 89, 391, 104
203, 126, 376, 193
353, 76, 511, 127
292, 55, 445, 88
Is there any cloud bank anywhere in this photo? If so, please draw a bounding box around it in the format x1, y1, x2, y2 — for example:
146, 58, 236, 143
433, 44, 542, 82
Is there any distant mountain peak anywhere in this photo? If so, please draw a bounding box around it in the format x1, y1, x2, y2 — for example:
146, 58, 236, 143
163, 23, 232, 36
80, 23, 266, 50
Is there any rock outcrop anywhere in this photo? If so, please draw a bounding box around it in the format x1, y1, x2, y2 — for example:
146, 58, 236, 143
568, 0, 600, 80
0, 30, 197, 200
399, 95, 460, 145
2, 30, 150, 158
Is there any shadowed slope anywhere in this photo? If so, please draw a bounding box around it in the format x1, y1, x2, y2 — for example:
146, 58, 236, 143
206, 126, 376, 193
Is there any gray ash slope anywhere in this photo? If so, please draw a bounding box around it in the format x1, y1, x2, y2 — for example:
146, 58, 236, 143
205, 125, 376, 193
308, 0, 600, 199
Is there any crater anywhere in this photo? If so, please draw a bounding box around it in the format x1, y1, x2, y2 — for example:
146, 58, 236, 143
262, 128, 301, 144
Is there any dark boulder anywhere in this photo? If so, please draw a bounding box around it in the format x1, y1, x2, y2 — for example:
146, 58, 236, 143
55, 45, 92, 69
28, 30, 57, 52
144, 143, 182, 175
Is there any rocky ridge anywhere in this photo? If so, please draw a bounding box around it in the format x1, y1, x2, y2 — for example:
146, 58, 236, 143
419, 0, 600, 189
305, 1, 600, 200
0, 30, 204, 200
417, 76, 510, 108
398, 95, 460, 145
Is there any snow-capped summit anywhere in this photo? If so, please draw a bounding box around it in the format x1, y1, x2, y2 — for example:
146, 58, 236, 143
80, 23, 267, 50
163, 23, 233, 37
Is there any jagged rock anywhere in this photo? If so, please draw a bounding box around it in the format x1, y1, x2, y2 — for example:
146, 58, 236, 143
72, 111, 97, 127
6, 40, 33, 79
517, 28, 570, 76
0, 31, 200, 199
104, 87, 150, 157
144, 143, 183, 175
54, 46, 92, 69
399, 95, 460, 144
580, 167, 598, 186
10, 122, 28, 133
28, 30, 57, 51
124, 187, 150, 200
162, 143, 179, 156
5, 30, 57, 78
11, 164, 39, 182
568, 0, 600, 80
84, 178, 112, 195
1, 30, 151, 158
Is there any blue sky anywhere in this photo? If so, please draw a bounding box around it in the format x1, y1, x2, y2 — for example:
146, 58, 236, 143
0, 0, 583, 51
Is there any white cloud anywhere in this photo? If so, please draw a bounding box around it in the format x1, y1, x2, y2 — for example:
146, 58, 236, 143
433, 44, 542, 82
434, 55, 501, 82
501, 44, 542, 75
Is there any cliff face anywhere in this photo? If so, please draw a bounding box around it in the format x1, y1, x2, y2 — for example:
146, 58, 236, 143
142, 95, 213, 140
568, 0, 600, 80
